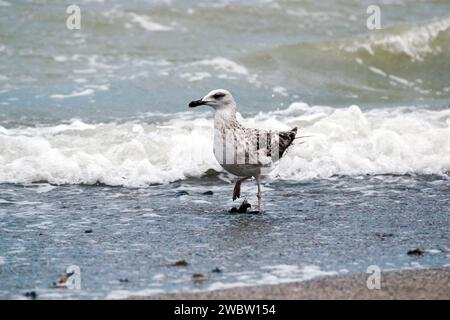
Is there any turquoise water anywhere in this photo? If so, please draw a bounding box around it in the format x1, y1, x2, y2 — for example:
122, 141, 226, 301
0, 0, 449, 124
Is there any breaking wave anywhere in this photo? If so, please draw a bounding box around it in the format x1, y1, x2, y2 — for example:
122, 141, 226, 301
0, 104, 449, 187
269, 15, 450, 62
242, 16, 450, 107
334, 16, 450, 61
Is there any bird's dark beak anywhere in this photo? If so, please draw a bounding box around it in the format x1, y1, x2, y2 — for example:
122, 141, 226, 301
189, 99, 208, 108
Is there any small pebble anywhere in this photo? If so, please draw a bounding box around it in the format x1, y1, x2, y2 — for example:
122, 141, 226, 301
24, 291, 37, 300
192, 272, 209, 282
375, 233, 394, 239
175, 191, 189, 197
407, 248, 425, 256
172, 259, 189, 267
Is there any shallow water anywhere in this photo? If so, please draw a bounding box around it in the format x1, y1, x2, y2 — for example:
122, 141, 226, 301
0, 0, 450, 299
0, 175, 449, 299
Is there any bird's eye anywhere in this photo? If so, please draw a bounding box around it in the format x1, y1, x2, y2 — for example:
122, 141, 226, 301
213, 93, 226, 99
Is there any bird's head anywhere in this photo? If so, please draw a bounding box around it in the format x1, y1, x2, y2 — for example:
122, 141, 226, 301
188, 89, 236, 111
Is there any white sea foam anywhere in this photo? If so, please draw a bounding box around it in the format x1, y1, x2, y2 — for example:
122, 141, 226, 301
32, 183, 58, 193
272, 86, 288, 96
0, 115, 217, 187
192, 57, 249, 75
369, 66, 387, 77
50, 89, 95, 99
185, 57, 260, 85
204, 264, 336, 292
0, 104, 449, 186
270, 103, 450, 180
129, 13, 172, 31
180, 72, 211, 82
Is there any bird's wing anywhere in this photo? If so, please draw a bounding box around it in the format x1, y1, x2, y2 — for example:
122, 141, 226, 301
243, 127, 298, 163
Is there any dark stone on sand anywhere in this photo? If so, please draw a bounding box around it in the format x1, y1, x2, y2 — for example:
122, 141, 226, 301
211, 267, 222, 273
375, 232, 394, 239
202, 191, 214, 195
407, 248, 425, 256
172, 259, 189, 267
175, 191, 189, 197
24, 291, 37, 300
192, 272, 208, 282
84, 229, 93, 234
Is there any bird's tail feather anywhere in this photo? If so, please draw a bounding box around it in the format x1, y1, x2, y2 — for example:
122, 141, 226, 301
278, 127, 298, 158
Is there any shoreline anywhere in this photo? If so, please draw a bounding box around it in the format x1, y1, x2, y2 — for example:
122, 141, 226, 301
128, 267, 450, 300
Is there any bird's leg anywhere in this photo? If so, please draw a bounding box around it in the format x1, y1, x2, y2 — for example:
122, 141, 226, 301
233, 176, 251, 201
256, 177, 263, 212
232, 181, 241, 201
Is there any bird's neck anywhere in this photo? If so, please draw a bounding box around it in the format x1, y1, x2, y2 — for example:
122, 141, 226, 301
214, 107, 240, 131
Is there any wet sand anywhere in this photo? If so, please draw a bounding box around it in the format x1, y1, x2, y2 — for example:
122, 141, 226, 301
130, 267, 450, 300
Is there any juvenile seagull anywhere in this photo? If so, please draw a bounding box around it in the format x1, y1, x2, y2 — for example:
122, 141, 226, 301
189, 89, 297, 212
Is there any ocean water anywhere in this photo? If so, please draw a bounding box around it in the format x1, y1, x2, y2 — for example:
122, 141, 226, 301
0, 0, 449, 299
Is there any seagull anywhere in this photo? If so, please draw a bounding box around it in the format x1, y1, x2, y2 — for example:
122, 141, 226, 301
189, 89, 298, 212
